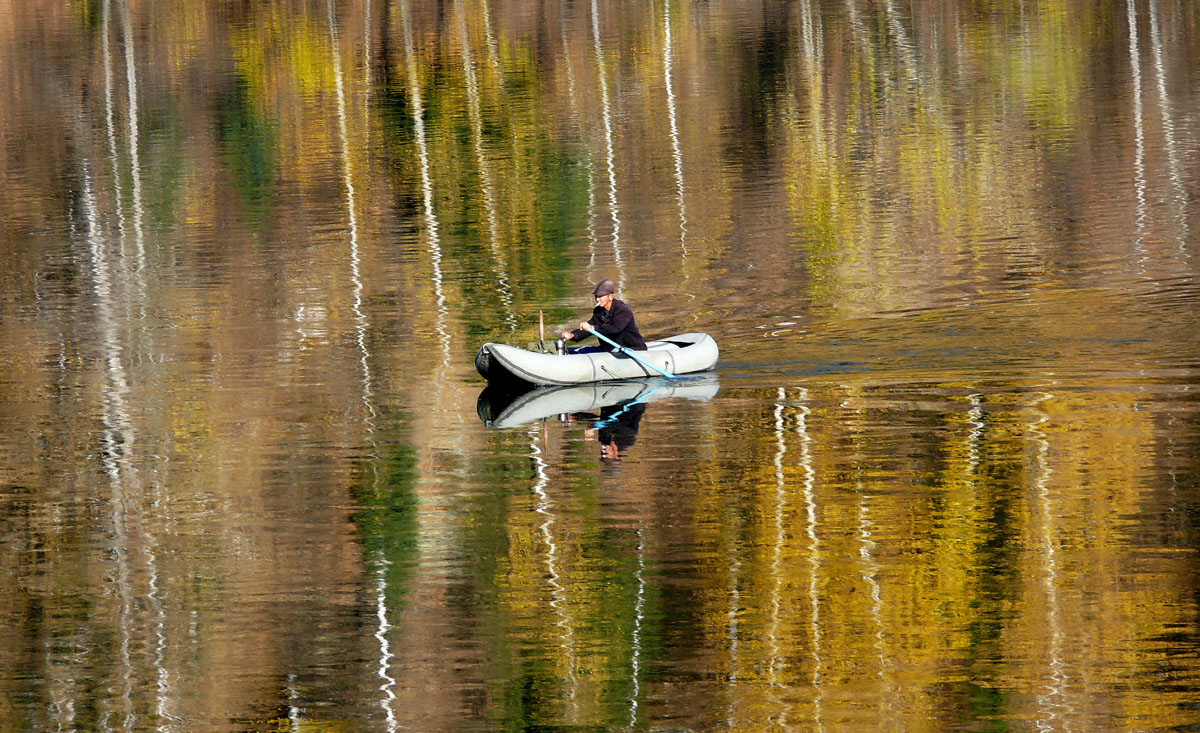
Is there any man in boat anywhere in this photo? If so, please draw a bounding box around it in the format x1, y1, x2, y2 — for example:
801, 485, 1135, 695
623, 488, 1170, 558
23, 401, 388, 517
560, 279, 647, 353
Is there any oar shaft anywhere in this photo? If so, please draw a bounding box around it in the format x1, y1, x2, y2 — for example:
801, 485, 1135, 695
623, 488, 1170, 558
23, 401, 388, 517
584, 326, 680, 380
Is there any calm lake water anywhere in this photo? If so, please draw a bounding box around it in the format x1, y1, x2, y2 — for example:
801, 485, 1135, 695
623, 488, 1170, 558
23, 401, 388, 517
2, 0, 1199, 729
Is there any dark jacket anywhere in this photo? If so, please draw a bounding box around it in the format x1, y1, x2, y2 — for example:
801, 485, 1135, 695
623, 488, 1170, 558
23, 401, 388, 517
568, 298, 647, 350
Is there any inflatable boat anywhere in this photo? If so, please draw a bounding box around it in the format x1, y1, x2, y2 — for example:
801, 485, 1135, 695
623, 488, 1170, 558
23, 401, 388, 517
475, 332, 718, 388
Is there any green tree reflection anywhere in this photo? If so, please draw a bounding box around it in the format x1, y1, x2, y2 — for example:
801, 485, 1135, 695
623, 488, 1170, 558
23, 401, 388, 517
216, 76, 278, 227
351, 423, 419, 611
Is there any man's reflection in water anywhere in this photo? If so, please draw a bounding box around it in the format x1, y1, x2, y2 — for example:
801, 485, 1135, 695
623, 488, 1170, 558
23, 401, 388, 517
582, 399, 647, 465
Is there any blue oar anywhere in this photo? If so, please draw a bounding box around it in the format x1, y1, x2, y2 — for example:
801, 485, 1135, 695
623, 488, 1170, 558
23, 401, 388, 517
584, 326, 682, 380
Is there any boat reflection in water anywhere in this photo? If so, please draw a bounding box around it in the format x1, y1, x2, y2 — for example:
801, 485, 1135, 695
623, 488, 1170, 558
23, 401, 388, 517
477, 375, 721, 461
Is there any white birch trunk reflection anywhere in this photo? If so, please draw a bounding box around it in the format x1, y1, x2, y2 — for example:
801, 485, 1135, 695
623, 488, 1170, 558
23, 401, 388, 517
797, 388, 824, 731
1028, 393, 1071, 728
850, 393, 894, 719
628, 524, 646, 728
328, 5, 394, 728
102, 0, 125, 243
364, 0, 373, 115
968, 394, 983, 475
857, 495, 890, 712
1127, 0, 1148, 266
559, 0, 600, 275
478, 0, 502, 78
84, 157, 137, 730
662, 0, 688, 268
529, 427, 579, 719
118, 0, 145, 272
93, 5, 175, 722
375, 560, 398, 731
457, 0, 516, 330
148, 557, 169, 727
768, 390, 788, 719
843, 0, 870, 57
883, 0, 919, 93
328, 0, 374, 428
1147, 0, 1189, 258
799, 0, 826, 160
724, 506, 741, 728
590, 0, 625, 284
400, 0, 450, 368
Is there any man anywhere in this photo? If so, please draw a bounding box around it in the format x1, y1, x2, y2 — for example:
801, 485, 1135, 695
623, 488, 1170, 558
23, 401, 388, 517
560, 279, 647, 352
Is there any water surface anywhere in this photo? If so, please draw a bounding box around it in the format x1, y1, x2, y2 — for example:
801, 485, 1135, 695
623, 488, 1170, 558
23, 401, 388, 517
1, 0, 1199, 728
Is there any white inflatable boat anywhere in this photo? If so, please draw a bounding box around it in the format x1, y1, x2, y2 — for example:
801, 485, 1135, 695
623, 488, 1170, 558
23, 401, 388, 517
474, 332, 718, 388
